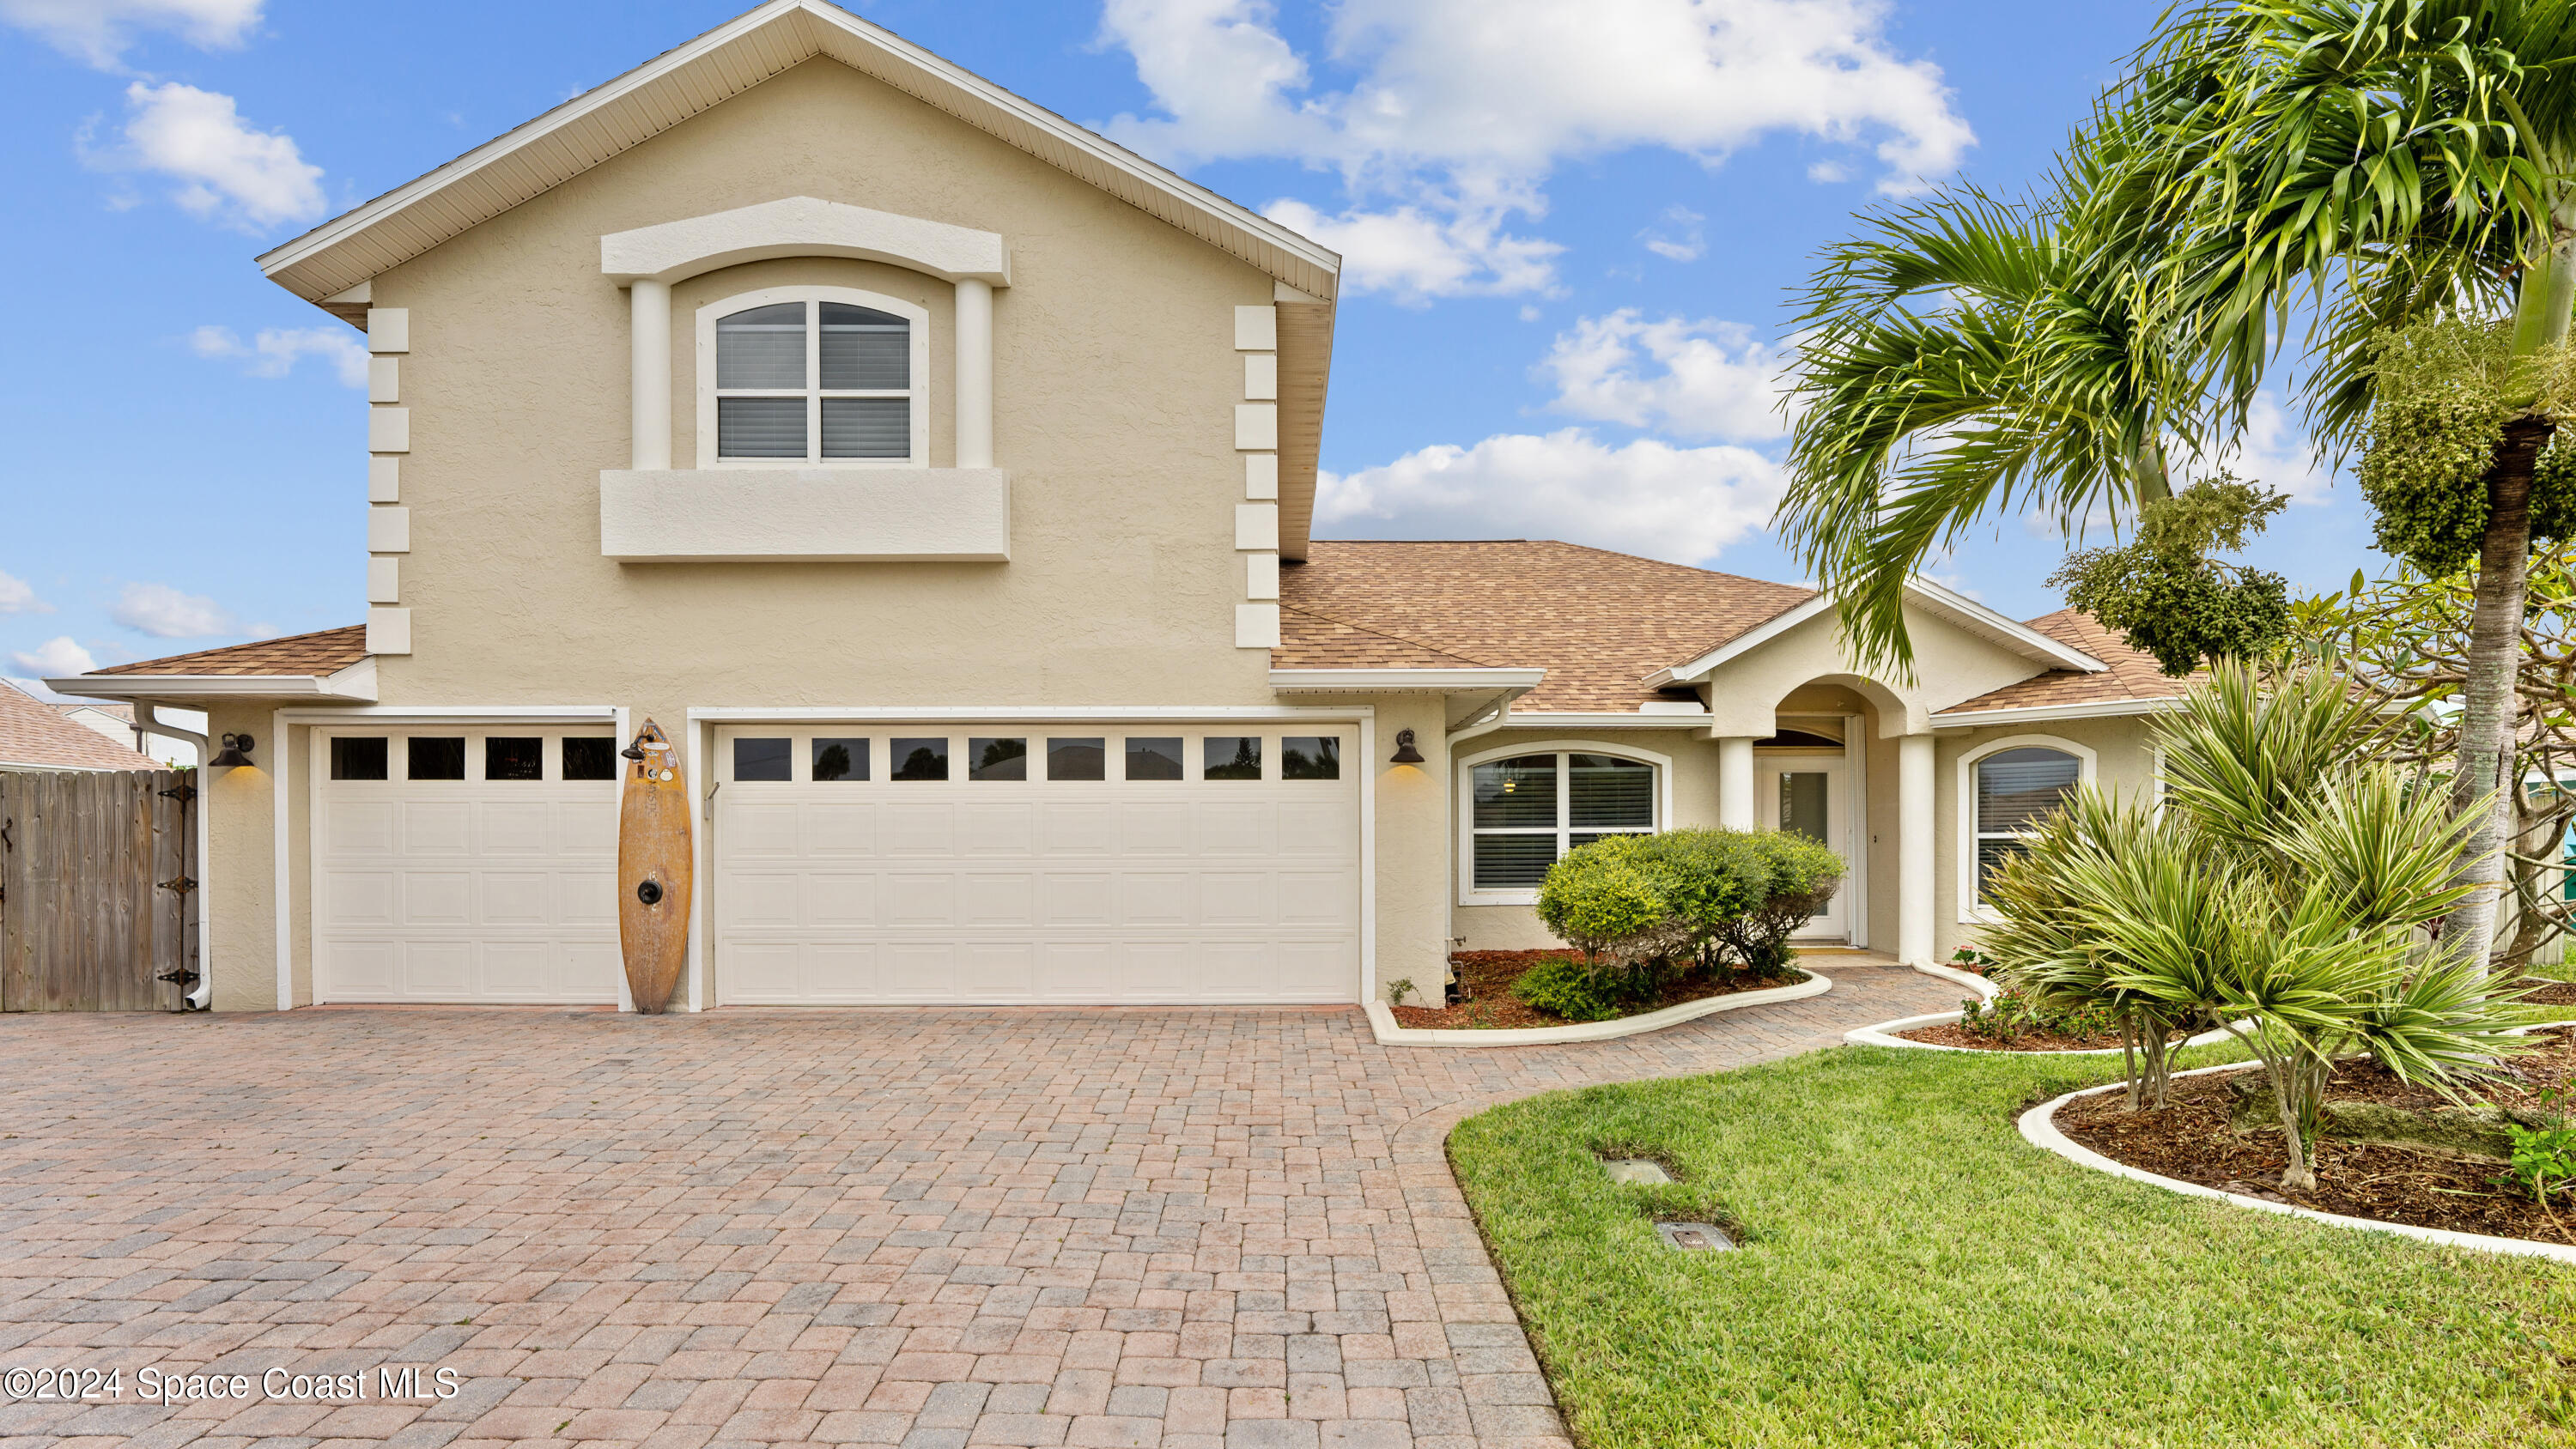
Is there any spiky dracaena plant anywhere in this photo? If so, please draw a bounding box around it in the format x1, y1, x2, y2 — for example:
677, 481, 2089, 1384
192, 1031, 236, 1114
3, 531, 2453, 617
1982, 662, 2527, 1189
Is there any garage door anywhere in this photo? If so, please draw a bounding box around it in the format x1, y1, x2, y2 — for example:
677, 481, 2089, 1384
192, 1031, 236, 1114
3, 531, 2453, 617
313, 728, 622, 1003
714, 724, 1360, 1003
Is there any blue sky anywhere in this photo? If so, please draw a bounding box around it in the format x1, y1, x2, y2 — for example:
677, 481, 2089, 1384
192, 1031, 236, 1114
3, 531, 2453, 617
0, 0, 2384, 695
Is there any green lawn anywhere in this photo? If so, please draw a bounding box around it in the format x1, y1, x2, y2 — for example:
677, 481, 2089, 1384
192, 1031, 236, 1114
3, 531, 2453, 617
1449, 1044, 2576, 1448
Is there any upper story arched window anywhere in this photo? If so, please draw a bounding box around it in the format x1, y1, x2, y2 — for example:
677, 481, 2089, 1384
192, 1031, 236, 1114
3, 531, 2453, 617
696, 286, 928, 468
1959, 737, 2093, 915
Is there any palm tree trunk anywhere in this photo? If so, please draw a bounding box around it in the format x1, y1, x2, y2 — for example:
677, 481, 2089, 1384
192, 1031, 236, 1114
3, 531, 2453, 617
2440, 419, 2550, 967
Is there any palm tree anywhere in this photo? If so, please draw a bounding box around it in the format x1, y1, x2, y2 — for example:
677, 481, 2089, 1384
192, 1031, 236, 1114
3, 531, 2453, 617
1777, 93, 2207, 669
2138, 0, 2576, 967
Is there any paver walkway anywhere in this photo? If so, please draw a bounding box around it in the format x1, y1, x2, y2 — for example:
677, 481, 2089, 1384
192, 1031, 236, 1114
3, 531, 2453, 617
0, 957, 1953, 1449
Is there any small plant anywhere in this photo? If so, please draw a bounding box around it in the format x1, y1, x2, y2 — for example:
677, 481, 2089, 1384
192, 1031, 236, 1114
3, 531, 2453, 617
1386, 977, 1417, 1008
2500, 1089, 2576, 1214
1951, 946, 2001, 978
1953, 985, 2114, 1044
1511, 956, 1634, 1022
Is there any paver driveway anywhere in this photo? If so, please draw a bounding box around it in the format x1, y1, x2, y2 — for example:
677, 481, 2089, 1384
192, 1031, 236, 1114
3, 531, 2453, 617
0, 957, 1953, 1449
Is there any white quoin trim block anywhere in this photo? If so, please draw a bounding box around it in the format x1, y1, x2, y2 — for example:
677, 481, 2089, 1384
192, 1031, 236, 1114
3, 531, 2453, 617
368, 356, 400, 403
366, 308, 409, 353
366, 607, 412, 656
368, 409, 410, 454
366, 557, 400, 603
1245, 453, 1279, 500
368, 457, 400, 503
366, 507, 411, 554
1236, 603, 1282, 648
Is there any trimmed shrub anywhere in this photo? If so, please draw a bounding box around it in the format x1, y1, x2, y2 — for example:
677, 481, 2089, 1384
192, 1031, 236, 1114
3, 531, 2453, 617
1510, 956, 1634, 1022
1710, 830, 1844, 979
1534, 827, 1845, 989
1531, 835, 1689, 974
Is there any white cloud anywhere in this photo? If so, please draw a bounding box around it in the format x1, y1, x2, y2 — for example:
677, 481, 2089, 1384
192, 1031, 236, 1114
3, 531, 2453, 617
0, 0, 260, 70
1316, 427, 1785, 565
1807, 160, 1850, 183
1640, 206, 1705, 262
111, 582, 237, 639
7, 636, 99, 679
2226, 392, 2338, 505
190, 324, 367, 385
1263, 197, 1560, 303
94, 81, 325, 229
1100, 0, 1972, 295
0, 569, 49, 615
1540, 310, 1793, 442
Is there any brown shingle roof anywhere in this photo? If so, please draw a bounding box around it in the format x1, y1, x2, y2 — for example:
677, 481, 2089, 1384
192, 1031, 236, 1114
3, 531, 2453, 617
1936, 609, 2195, 716
1276, 541, 1814, 713
0, 682, 154, 770
91, 626, 368, 678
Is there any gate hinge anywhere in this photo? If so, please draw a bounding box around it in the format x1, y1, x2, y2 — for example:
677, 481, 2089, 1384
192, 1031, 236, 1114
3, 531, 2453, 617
156, 967, 201, 987
160, 875, 198, 894
159, 784, 198, 803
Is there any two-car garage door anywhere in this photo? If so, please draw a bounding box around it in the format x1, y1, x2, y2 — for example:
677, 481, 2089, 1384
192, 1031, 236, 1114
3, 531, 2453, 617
712, 724, 1361, 1004
312, 722, 1362, 1006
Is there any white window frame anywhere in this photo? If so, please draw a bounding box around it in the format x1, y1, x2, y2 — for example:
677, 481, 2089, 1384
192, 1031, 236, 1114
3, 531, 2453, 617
1956, 733, 2096, 923
1456, 739, 1672, 906
695, 285, 931, 470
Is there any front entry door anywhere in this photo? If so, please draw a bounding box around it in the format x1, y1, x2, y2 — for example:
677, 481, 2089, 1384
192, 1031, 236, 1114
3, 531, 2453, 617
1757, 759, 1847, 939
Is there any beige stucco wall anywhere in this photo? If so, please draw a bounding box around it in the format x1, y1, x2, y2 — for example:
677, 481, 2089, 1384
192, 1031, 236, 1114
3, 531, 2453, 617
197, 57, 1300, 1009
1937, 712, 2160, 959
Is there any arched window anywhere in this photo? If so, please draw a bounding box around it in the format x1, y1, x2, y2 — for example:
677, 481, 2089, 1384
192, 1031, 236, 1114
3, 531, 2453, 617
1962, 739, 2089, 911
697, 288, 927, 467
1458, 743, 1668, 901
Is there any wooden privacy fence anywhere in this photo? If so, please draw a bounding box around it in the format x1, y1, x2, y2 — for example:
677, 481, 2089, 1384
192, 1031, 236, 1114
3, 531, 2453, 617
0, 769, 197, 1011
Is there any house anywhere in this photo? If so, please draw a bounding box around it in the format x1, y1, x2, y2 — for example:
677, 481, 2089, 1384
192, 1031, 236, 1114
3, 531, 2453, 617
0, 681, 156, 773
52, 0, 2187, 1013
54, 700, 201, 767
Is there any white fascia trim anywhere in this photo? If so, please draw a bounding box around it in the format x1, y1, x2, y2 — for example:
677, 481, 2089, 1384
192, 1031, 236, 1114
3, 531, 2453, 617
1654, 579, 2105, 686
276, 704, 620, 724
1498, 712, 1729, 730
1267, 669, 1545, 693
603, 196, 1010, 286
256, 0, 1338, 296
1933, 696, 2179, 728
687, 705, 1376, 722
1904, 576, 2106, 672
47, 671, 380, 702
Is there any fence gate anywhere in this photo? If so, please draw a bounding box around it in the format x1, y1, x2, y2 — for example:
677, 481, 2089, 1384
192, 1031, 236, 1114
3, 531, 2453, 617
0, 769, 197, 1011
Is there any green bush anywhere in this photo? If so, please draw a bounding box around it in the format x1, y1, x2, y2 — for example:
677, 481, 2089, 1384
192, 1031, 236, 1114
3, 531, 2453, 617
1534, 827, 1844, 988
1510, 956, 1635, 1022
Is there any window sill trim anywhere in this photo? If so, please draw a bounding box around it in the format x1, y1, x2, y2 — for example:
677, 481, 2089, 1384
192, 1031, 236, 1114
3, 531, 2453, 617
601, 467, 1008, 562
1461, 889, 1543, 907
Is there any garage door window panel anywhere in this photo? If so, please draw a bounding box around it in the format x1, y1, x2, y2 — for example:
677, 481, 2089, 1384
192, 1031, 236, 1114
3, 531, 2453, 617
812, 737, 868, 781
1282, 737, 1340, 779
1206, 736, 1263, 780
562, 737, 616, 780
892, 738, 950, 781
1048, 738, 1106, 780
486, 737, 544, 781
970, 737, 1028, 781
1126, 737, 1183, 781
734, 737, 792, 782
410, 737, 465, 781
332, 737, 389, 781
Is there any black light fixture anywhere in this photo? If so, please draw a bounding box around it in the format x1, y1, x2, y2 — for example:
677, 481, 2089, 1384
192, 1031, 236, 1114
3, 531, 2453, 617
209, 732, 256, 769
1389, 728, 1425, 765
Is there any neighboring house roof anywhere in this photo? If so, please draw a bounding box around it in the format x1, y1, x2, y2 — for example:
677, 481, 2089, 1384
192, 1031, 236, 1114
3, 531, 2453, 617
1934, 609, 2195, 720
91, 627, 371, 678
1277, 540, 1815, 713
53, 627, 380, 703
0, 682, 153, 770
254, 0, 1340, 306
59, 701, 134, 722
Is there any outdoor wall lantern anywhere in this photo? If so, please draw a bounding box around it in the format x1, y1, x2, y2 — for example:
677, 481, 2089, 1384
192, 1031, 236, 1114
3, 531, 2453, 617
1390, 729, 1425, 765
209, 733, 256, 769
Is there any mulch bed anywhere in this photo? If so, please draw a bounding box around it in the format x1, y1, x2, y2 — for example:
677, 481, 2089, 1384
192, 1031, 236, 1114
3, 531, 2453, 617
2058, 1027, 2576, 1246
1899, 1021, 2139, 1052
2515, 977, 2576, 1007
1387, 950, 1803, 1031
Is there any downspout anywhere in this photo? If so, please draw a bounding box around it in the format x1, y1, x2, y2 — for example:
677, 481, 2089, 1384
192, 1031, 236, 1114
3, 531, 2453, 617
137, 702, 213, 1010
1445, 687, 1530, 748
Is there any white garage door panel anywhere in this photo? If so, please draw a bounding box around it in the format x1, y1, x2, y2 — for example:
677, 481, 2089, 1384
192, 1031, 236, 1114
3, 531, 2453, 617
714, 725, 1361, 1004
314, 730, 621, 1004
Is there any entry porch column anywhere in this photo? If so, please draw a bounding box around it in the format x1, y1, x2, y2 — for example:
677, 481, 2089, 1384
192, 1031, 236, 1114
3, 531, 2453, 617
1897, 731, 1935, 966
1716, 736, 1756, 829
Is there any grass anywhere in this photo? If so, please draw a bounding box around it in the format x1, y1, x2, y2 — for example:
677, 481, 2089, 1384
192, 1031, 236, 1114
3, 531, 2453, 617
1448, 1043, 2576, 1448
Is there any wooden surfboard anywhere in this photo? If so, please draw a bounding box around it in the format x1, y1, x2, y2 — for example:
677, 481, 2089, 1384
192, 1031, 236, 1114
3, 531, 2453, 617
617, 718, 691, 1014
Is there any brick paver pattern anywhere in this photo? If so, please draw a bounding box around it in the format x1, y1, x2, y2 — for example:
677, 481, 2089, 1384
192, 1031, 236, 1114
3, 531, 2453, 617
0, 957, 1952, 1449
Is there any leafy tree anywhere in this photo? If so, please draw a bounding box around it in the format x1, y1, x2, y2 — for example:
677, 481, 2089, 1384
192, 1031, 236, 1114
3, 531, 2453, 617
2131, 0, 2576, 967
2049, 475, 2291, 674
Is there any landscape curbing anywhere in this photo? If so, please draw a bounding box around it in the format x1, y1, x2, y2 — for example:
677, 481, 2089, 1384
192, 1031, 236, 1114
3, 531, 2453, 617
2018, 1064, 2576, 1266
1846, 1008, 2239, 1055
1366, 971, 1832, 1047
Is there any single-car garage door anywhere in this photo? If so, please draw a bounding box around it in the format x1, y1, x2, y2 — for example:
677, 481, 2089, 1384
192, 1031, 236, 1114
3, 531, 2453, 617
313, 728, 622, 1003
714, 724, 1360, 1003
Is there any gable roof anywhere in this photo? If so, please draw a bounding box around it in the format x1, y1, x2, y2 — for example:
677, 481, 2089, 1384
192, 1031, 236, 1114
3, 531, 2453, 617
1276, 541, 1815, 713
254, 0, 1340, 307
52, 627, 379, 702
0, 682, 153, 771
1933, 609, 2196, 719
